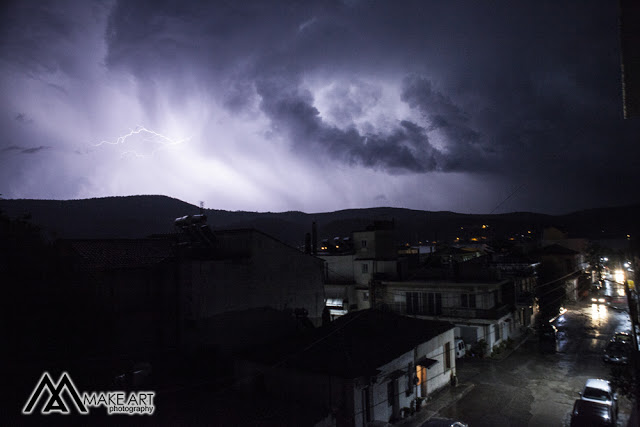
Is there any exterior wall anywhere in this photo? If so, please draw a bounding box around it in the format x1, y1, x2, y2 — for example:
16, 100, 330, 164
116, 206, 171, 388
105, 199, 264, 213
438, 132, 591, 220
91, 264, 179, 354
417, 328, 456, 394
184, 230, 325, 326
382, 280, 506, 318
239, 329, 455, 426
369, 351, 414, 424
353, 229, 396, 260
235, 361, 348, 426
352, 330, 456, 426
383, 279, 520, 356
355, 259, 373, 285
565, 277, 579, 301
321, 254, 357, 283
354, 288, 371, 310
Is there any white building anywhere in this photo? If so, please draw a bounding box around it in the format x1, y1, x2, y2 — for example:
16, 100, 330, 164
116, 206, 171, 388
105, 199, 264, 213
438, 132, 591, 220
380, 278, 521, 356
320, 222, 402, 318
236, 309, 456, 426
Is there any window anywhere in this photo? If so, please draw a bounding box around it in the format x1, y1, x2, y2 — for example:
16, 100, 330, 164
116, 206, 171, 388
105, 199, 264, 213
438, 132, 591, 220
407, 292, 421, 314
387, 381, 394, 407
363, 292, 369, 301
444, 342, 451, 370
406, 292, 442, 315
361, 240, 367, 248
435, 293, 442, 314
494, 323, 501, 341
461, 293, 476, 308
361, 263, 369, 274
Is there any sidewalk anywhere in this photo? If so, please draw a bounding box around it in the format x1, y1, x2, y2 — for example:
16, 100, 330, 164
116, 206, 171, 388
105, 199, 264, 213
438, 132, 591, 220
393, 331, 530, 426
393, 382, 475, 427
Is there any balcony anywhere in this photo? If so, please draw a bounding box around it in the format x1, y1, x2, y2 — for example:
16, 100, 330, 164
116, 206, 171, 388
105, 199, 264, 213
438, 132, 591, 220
441, 304, 512, 320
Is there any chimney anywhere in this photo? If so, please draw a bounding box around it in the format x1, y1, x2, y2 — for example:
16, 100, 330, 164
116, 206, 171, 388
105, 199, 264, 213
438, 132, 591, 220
305, 232, 311, 254
312, 222, 318, 255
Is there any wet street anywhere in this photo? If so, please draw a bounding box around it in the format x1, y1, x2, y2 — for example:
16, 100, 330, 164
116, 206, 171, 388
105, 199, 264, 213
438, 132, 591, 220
440, 279, 634, 426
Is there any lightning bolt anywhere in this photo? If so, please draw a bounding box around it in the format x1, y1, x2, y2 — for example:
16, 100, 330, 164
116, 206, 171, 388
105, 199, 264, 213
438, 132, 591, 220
95, 125, 191, 158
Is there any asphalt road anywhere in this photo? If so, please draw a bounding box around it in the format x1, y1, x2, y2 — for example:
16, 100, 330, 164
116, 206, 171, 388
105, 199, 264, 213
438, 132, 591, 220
439, 279, 634, 426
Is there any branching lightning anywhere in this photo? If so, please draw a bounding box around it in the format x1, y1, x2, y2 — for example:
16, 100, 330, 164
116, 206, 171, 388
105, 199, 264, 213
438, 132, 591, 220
95, 125, 191, 158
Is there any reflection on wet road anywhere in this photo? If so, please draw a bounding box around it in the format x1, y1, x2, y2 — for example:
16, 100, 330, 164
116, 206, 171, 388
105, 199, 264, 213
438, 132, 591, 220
440, 296, 633, 427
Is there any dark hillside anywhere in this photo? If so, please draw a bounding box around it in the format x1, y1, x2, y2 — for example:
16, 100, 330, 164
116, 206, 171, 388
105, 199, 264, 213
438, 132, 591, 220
1, 196, 638, 247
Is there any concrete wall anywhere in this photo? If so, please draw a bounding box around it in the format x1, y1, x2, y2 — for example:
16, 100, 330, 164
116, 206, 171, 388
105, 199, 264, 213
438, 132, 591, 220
321, 254, 356, 283
368, 351, 414, 424
185, 230, 325, 325
417, 328, 456, 394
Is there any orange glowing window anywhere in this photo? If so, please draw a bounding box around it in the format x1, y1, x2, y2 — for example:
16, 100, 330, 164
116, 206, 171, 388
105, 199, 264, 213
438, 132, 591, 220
416, 366, 426, 385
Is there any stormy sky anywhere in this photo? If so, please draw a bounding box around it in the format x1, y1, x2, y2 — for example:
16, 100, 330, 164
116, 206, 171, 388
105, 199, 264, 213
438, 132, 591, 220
1, 0, 638, 215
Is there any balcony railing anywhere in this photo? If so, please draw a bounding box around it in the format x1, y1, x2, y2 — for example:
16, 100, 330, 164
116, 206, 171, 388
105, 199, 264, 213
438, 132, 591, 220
441, 304, 511, 320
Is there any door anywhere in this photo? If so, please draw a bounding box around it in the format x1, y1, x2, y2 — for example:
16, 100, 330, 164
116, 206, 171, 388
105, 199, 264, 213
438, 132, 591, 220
362, 386, 371, 424
416, 365, 427, 397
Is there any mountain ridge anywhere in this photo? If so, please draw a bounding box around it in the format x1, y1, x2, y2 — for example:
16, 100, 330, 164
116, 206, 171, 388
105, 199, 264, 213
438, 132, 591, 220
1, 195, 638, 247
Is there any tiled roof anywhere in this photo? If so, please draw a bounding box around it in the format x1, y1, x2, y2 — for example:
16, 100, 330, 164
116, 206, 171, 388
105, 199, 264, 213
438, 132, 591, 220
64, 238, 174, 270
243, 309, 454, 379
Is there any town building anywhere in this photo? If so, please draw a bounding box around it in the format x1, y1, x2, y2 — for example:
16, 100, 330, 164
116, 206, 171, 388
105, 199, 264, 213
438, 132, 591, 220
236, 309, 456, 426
56, 215, 326, 358
378, 277, 519, 356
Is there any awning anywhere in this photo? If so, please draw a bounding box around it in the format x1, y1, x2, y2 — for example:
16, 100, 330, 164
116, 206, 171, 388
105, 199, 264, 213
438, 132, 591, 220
416, 356, 438, 369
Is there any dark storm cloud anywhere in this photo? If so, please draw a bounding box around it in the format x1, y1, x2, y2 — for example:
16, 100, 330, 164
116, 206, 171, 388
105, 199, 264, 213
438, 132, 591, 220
2, 145, 51, 154
97, 0, 640, 210
2, 0, 639, 213
1, 1, 104, 77
255, 77, 449, 173
98, 1, 496, 175
401, 75, 488, 169
321, 80, 382, 127
15, 113, 32, 124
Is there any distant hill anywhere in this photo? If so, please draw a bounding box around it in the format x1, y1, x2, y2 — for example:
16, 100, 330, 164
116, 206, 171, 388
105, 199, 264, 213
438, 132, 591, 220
1, 195, 638, 248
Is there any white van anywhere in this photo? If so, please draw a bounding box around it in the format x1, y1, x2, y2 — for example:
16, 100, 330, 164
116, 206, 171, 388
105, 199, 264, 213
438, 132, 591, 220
455, 338, 466, 358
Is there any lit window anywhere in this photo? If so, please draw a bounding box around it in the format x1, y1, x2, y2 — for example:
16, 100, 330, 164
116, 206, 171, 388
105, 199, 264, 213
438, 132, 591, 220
415, 365, 426, 385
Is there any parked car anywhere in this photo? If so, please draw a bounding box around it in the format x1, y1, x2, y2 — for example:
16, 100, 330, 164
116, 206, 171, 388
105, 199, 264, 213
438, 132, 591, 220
455, 338, 466, 359
579, 379, 618, 416
570, 399, 616, 427
603, 340, 630, 364
612, 331, 632, 345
